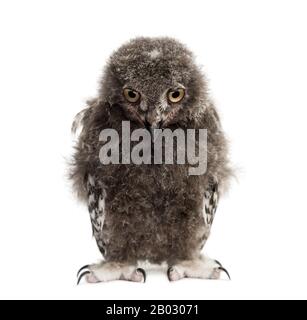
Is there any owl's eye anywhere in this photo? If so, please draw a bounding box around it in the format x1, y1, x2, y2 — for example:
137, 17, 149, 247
168, 88, 185, 103
123, 88, 141, 103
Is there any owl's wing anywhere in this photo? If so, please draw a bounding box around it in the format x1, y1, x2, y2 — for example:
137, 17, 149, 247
71, 98, 101, 137
203, 181, 219, 228
200, 181, 219, 250
86, 174, 106, 256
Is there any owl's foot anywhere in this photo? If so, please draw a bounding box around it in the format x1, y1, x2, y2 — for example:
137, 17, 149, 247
167, 256, 230, 281
77, 262, 146, 285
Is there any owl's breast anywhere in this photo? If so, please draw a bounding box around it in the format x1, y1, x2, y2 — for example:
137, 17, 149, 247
100, 163, 206, 263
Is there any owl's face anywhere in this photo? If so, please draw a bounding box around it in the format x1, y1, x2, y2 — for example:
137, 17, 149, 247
100, 38, 206, 130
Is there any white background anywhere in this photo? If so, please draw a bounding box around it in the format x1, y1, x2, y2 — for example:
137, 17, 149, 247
0, 0, 307, 300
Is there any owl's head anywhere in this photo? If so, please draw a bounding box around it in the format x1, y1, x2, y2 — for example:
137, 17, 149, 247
99, 37, 207, 130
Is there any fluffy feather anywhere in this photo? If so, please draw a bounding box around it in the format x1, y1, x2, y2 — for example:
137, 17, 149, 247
70, 37, 232, 265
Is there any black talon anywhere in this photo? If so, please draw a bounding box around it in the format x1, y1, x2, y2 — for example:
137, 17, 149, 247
218, 267, 231, 280
136, 268, 146, 283
214, 260, 223, 267
77, 271, 91, 285
167, 267, 174, 281
77, 265, 90, 278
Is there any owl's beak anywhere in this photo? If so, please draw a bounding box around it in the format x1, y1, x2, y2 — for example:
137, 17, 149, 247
144, 120, 160, 138
144, 108, 162, 141
144, 118, 161, 142
145, 119, 160, 129
145, 109, 161, 128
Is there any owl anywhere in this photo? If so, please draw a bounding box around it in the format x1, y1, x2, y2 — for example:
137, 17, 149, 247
71, 37, 232, 284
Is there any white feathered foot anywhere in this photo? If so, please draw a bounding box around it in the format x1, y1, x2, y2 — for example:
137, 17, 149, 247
167, 256, 230, 281
77, 262, 146, 285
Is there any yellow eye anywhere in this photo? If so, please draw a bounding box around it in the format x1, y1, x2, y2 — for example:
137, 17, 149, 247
168, 88, 185, 103
123, 88, 141, 103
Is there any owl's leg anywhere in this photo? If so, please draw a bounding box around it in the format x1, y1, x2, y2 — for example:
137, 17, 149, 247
77, 262, 146, 285
167, 255, 230, 281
